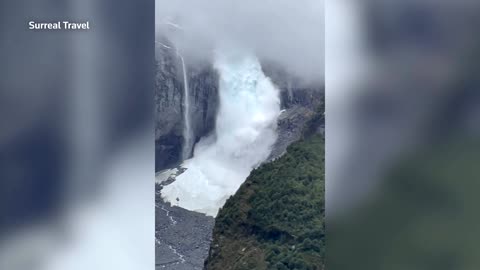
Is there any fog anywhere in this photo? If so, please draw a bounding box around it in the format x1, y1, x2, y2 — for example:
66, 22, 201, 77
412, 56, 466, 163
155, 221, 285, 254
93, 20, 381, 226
156, 0, 324, 84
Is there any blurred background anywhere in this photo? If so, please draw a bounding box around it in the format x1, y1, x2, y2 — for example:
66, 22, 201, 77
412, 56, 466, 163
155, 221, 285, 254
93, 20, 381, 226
327, 0, 480, 269
0, 0, 154, 269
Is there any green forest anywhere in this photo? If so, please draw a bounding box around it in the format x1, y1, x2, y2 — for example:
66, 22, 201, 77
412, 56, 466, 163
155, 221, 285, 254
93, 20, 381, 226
205, 113, 325, 270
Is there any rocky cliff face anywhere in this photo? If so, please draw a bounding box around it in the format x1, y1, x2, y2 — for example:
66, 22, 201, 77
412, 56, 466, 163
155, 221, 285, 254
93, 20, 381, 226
261, 62, 323, 110
155, 37, 219, 171
188, 63, 219, 146
262, 62, 324, 160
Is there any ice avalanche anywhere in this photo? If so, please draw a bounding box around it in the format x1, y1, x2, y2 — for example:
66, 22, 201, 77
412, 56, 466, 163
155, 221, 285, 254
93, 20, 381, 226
161, 50, 280, 216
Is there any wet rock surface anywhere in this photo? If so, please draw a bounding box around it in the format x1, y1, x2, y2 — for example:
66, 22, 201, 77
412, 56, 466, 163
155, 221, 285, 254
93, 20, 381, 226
156, 175, 214, 270
155, 36, 219, 171
268, 106, 318, 160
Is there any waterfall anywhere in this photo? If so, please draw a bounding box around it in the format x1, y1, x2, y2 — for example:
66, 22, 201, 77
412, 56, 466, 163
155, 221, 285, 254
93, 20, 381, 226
287, 78, 293, 103
162, 50, 281, 216
155, 40, 193, 160
177, 51, 193, 160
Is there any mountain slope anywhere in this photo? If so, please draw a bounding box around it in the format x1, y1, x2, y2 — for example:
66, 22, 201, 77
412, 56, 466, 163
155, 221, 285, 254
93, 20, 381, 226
205, 111, 325, 270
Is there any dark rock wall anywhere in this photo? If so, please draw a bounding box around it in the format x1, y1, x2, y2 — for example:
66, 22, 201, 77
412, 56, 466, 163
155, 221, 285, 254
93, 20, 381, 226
155, 37, 219, 171
155, 39, 183, 171
262, 62, 324, 160
189, 65, 219, 149
261, 61, 323, 110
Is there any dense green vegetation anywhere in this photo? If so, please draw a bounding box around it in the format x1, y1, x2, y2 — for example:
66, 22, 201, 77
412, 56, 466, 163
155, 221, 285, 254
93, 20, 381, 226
205, 118, 325, 270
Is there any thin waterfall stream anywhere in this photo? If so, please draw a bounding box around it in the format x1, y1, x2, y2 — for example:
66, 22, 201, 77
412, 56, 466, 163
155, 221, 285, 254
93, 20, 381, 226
177, 51, 193, 161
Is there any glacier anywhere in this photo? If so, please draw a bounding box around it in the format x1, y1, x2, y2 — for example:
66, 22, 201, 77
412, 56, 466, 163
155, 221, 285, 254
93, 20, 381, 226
161, 51, 281, 216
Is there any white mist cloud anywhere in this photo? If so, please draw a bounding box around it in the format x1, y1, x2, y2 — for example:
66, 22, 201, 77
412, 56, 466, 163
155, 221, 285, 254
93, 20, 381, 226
156, 0, 324, 84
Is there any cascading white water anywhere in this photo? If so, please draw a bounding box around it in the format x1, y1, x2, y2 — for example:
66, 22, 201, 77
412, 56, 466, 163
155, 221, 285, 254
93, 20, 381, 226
161, 50, 281, 216
177, 51, 193, 160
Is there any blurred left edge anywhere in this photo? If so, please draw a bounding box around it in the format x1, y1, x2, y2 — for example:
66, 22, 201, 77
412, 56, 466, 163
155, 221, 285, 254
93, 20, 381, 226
0, 0, 155, 269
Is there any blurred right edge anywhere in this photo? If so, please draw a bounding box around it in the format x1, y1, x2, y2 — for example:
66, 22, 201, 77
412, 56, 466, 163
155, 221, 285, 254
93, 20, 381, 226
326, 1, 480, 269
